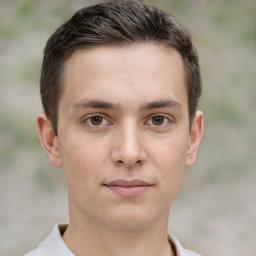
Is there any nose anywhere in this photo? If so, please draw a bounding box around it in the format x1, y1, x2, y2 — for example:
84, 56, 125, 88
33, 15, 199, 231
111, 120, 147, 168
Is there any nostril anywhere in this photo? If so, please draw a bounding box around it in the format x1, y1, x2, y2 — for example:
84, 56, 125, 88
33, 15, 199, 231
115, 159, 143, 167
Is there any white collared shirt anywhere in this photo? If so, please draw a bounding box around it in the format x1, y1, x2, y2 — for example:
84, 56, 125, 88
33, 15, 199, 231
24, 224, 202, 256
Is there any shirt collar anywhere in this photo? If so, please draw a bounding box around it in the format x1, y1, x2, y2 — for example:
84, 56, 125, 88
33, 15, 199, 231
38, 224, 196, 256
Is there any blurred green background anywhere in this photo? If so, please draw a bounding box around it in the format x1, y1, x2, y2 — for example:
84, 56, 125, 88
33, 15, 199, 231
0, 0, 255, 255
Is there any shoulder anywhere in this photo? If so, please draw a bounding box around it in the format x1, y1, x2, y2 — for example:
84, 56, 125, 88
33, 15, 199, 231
24, 249, 39, 256
184, 249, 203, 256
168, 233, 203, 256
24, 224, 73, 256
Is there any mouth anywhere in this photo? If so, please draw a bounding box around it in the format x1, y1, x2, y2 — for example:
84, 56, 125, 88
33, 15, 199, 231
103, 179, 153, 197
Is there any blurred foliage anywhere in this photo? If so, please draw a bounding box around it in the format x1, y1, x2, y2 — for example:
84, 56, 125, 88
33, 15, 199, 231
0, 1, 255, 255
0, 0, 72, 39
0, 0, 255, 188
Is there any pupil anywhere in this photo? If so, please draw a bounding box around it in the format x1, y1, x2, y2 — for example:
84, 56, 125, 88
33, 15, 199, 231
153, 116, 164, 125
91, 116, 102, 125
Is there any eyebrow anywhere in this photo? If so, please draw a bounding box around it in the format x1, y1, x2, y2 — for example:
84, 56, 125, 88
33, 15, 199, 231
72, 100, 117, 110
140, 99, 182, 111
72, 99, 182, 111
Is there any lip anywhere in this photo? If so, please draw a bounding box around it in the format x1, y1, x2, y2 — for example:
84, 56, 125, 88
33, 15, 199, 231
103, 179, 153, 197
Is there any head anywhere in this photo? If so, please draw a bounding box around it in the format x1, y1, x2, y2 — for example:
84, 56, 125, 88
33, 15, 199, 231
37, 0, 204, 232
40, 0, 202, 136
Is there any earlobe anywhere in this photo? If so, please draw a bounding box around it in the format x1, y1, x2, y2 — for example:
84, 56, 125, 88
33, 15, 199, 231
36, 113, 63, 168
186, 111, 204, 167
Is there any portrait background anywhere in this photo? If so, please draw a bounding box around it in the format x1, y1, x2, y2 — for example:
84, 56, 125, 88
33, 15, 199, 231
0, 0, 255, 255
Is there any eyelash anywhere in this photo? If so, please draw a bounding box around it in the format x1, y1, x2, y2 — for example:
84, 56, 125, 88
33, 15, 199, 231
81, 114, 173, 128
81, 114, 111, 127
145, 114, 173, 127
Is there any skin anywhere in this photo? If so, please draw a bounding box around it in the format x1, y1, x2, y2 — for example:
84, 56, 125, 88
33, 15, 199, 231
37, 43, 203, 256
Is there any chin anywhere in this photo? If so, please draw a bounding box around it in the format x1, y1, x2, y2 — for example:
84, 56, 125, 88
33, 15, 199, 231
102, 206, 159, 231
107, 218, 152, 232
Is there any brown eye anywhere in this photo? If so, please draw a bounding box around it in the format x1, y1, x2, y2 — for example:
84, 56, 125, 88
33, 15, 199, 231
90, 115, 103, 126
152, 116, 165, 125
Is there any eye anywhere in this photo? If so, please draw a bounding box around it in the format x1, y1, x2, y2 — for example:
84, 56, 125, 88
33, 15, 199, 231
152, 116, 165, 125
83, 115, 110, 127
146, 115, 171, 127
90, 115, 103, 126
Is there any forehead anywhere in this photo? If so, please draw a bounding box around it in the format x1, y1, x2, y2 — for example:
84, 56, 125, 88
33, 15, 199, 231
64, 43, 184, 76
60, 43, 187, 111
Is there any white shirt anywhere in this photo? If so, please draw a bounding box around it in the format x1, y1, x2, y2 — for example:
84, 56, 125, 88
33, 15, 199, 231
24, 224, 202, 256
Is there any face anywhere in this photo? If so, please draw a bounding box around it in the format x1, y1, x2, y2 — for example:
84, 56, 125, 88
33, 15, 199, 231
37, 44, 203, 231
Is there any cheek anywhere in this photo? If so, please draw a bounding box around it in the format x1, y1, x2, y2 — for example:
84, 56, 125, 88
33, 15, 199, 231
150, 130, 189, 167
60, 129, 107, 164
59, 134, 109, 188
149, 132, 188, 192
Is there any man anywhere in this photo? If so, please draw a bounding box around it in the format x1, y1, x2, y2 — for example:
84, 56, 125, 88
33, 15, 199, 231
25, 0, 204, 255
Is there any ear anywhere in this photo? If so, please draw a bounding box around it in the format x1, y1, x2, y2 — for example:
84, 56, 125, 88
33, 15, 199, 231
186, 111, 204, 167
36, 112, 63, 168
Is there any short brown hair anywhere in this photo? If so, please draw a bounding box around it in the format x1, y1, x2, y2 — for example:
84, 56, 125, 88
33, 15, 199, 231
40, 0, 202, 135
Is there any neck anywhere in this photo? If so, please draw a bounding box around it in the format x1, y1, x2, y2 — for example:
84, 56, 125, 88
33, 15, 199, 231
63, 195, 174, 256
